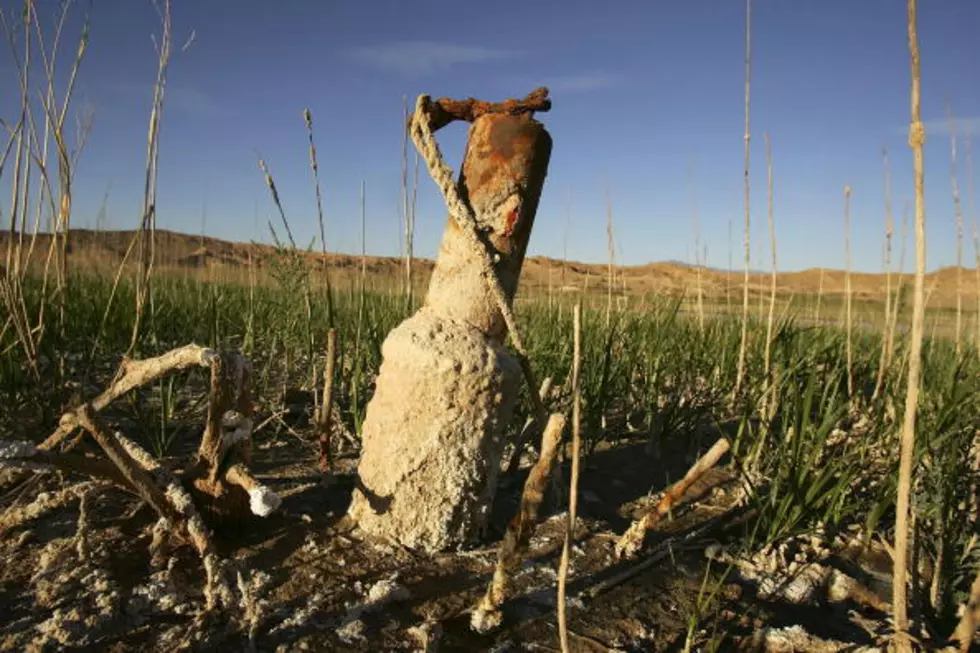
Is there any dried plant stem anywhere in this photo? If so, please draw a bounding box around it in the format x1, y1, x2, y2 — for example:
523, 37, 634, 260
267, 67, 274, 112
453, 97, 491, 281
691, 161, 705, 331
735, 0, 753, 396
889, 202, 911, 345
303, 108, 335, 328
893, 1, 926, 647
844, 185, 853, 399
816, 267, 825, 323
557, 303, 583, 652
317, 328, 338, 472
727, 216, 733, 311
129, 0, 173, 355
946, 105, 964, 355
873, 148, 896, 401
470, 413, 566, 633
615, 437, 730, 560
951, 568, 980, 652
763, 133, 777, 387
605, 188, 615, 328
966, 132, 980, 354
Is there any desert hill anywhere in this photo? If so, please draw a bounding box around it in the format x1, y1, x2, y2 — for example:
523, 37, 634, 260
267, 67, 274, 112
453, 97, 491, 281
1, 229, 975, 309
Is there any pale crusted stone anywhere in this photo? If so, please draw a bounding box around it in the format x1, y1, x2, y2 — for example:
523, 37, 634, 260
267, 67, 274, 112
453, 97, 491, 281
349, 309, 521, 551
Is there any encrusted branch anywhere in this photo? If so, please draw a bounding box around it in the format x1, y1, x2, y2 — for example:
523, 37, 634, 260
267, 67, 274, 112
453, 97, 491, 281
615, 437, 731, 559
0, 441, 133, 489
471, 412, 566, 633
75, 406, 181, 522
40, 344, 217, 451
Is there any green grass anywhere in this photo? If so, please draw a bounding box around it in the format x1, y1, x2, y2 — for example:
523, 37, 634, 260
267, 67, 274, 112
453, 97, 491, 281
2, 259, 978, 634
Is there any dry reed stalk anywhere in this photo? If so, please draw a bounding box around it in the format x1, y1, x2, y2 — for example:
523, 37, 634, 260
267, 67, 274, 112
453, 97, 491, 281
303, 108, 335, 328
317, 328, 338, 472
615, 437, 730, 560
946, 105, 964, 355
873, 148, 896, 401
735, 0, 753, 396
844, 185, 853, 399
816, 267, 825, 323
557, 303, 583, 652
129, 0, 175, 354
470, 413, 567, 633
893, 1, 926, 648
951, 569, 980, 652
967, 131, 980, 354
605, 187, 615, 328
691, 161, 705, 331
258, 157, 296, 249
889, 202, 911, 348
763, 133, 777, 387
0, 1, 85, 378
966, 131, 980, 354
727, 216, 733, 311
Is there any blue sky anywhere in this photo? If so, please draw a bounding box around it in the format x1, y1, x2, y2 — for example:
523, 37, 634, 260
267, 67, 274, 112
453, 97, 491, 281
2, 0, 979, 272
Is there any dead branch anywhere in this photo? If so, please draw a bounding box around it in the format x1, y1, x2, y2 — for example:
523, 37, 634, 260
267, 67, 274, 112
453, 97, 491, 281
40, 344, 217, 451
225, 464, 281, 517
75, 406, 181, 522
0, 442, 133, 489
110, 429, 237, 611
198, 350, 252, 471
471, 412, 567, 633
0, 481, 102, 537
420, 87, 551, 133
615, 437, 730, 559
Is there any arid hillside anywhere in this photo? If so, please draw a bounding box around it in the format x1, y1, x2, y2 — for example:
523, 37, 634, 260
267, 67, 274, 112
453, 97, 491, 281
2, 228, 976, 309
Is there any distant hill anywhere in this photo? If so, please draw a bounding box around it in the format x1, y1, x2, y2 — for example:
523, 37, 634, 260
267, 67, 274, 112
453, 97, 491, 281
0, 229, 975, 309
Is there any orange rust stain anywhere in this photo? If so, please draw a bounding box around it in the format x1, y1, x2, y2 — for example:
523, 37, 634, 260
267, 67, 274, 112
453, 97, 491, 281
503, 208, 519, 237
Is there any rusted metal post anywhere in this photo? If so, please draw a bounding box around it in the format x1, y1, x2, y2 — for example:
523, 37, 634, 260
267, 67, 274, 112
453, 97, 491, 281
349, 90, 553, 551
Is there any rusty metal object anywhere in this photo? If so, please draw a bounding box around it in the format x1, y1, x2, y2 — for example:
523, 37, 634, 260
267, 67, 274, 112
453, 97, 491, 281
419, 87, 551, 133
349, 91, 554, 551
424, 110, 553, 341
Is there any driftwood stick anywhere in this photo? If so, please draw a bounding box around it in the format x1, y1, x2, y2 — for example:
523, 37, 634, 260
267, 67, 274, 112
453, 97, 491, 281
111, 430, 237, 611
0, 444, 134, 489
317, 328, 338, 472
615, 437, 731, 559
75, 406, 180, 522
199, 350, 252, 472
40, 344, 217, 451
471, 412, 567, 633
225, 464, 281, 517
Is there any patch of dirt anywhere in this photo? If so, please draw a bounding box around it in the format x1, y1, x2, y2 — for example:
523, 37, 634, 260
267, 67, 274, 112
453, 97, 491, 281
0, 416, 905, 652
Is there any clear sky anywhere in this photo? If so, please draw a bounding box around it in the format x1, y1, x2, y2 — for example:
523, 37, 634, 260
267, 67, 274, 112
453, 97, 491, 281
2, 0, 979, 272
